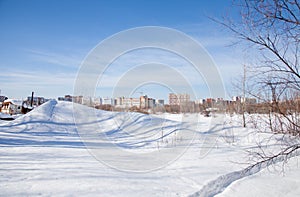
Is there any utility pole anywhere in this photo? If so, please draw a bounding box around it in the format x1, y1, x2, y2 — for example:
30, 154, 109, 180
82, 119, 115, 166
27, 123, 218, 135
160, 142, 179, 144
30, 92, 34, 107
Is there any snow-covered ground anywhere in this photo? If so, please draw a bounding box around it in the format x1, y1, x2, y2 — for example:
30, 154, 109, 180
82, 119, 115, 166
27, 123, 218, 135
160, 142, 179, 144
0, 100, 299, 196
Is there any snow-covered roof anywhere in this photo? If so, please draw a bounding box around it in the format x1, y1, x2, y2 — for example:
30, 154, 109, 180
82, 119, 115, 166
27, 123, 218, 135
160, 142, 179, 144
3, 99, 23, 106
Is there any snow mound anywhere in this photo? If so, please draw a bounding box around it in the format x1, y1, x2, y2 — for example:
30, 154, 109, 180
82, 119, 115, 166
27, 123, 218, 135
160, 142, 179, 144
0, 100, 184, 149
27, 99, 57, 120
0, 100, 81, 147
2, 99, 58, 127
72, 102, 186, 151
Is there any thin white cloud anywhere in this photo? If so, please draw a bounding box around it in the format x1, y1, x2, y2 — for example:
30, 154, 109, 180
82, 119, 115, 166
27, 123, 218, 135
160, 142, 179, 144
0, 69, 77, 98
25, 49, 83, 69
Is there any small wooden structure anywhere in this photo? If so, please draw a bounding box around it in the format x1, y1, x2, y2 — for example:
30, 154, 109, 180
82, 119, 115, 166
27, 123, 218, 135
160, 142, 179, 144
1, 99, 23, 115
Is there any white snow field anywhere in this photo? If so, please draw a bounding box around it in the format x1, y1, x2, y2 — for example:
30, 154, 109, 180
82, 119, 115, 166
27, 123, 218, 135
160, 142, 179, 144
0, 100, 299, 196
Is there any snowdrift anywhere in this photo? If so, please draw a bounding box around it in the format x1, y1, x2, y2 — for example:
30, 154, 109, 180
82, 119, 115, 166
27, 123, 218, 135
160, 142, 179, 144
0, 100, 79, 147
0, 100, 186, 149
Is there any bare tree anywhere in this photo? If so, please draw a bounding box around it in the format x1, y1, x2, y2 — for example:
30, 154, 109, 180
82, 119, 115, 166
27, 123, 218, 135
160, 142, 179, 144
220, 0, 300, 163
231, 64, 248, 127
242, 64, 247, 127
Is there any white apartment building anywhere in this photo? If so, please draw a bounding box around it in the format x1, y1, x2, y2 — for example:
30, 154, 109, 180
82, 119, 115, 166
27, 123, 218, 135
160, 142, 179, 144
169, 93, 190, 105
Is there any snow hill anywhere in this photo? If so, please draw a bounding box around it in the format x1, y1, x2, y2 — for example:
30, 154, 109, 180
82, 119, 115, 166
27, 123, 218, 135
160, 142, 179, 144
0, 100, 300, 196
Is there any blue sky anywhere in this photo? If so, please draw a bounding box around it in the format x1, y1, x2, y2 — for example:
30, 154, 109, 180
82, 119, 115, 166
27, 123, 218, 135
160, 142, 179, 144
0, 0, 244, 101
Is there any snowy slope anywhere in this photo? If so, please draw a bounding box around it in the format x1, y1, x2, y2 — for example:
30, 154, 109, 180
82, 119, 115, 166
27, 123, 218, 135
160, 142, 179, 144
0, 100, 79, 147
0, 100, 299, 196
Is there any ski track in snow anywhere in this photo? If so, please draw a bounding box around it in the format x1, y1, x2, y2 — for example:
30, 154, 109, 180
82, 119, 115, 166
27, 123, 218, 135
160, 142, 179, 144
190, 145, 300, 197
